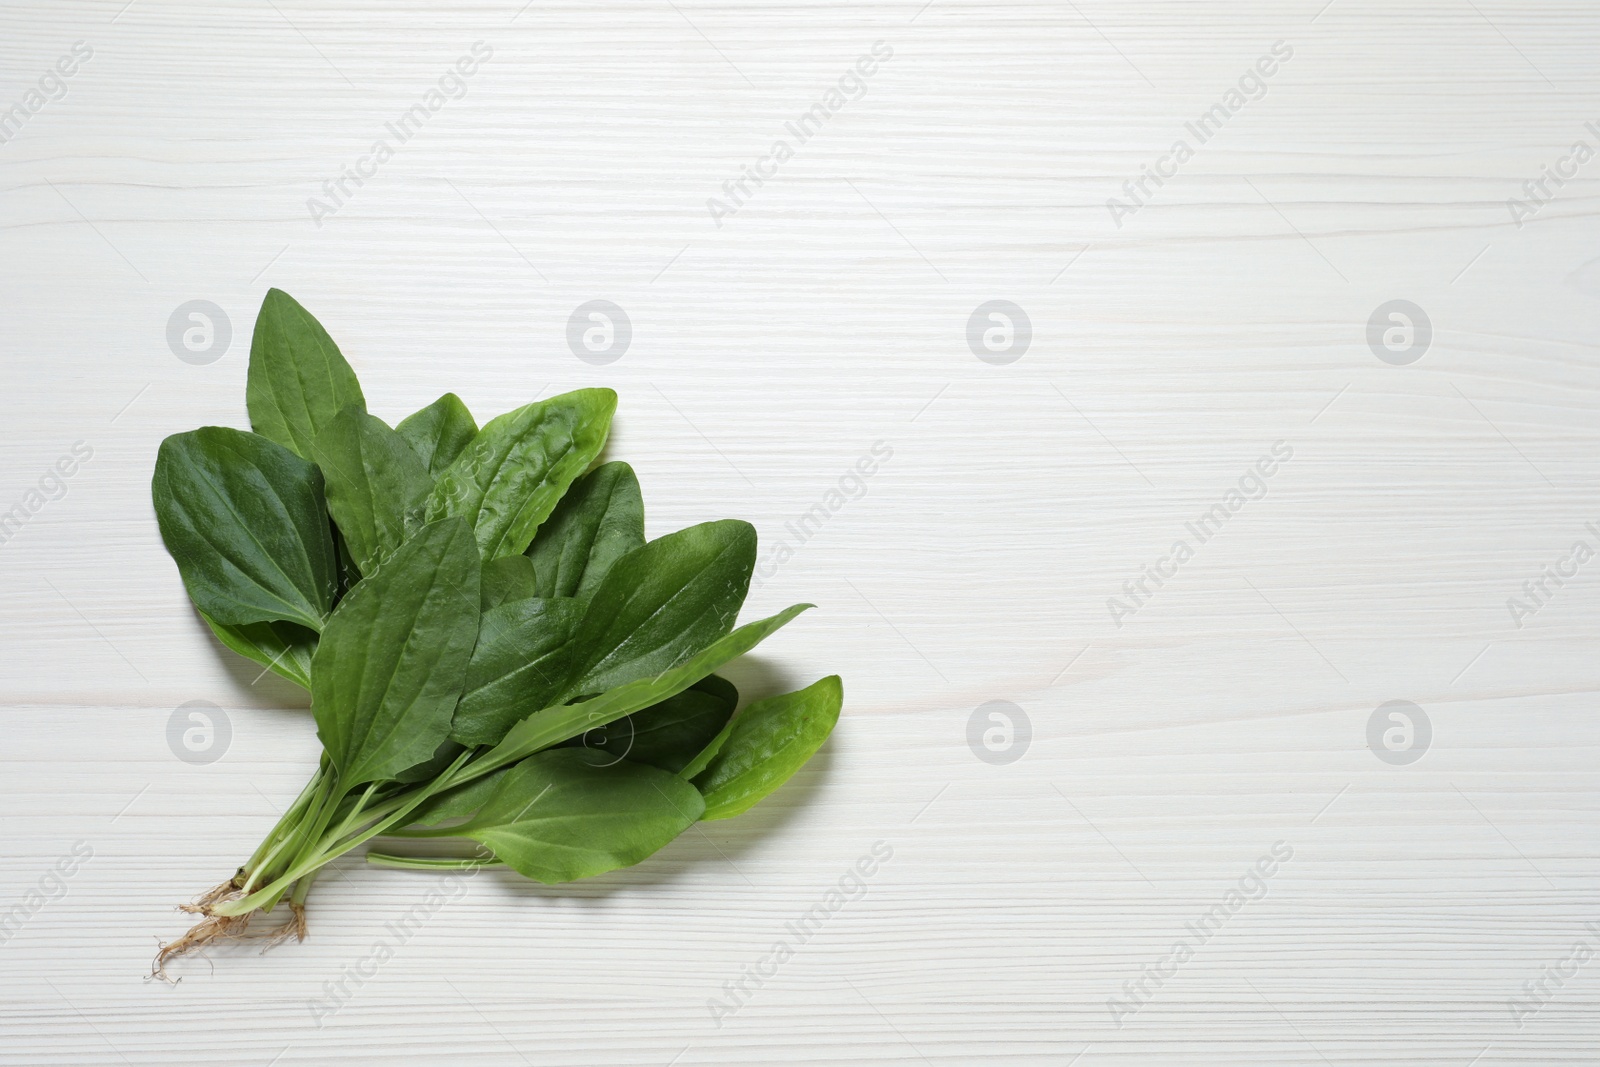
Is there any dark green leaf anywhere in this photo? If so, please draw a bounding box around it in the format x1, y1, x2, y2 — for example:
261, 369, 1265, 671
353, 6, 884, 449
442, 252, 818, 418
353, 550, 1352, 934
526, 461, 644, 601
405, 766, 510, 827
450, 597, 583, 747
691, 673, 739, 709
677, 685, 738, 779
310, 406, 431, 575
453, 748, 703, 884
395, 393, 477, 478
695, 676, 842, 821
565, 519, 756, 698
471, 603, 812, 779
152, 427, 338, 631
200, 612, 316, 690
570, 681, 736, 775
330, 522, 362, 602
311, 518, 481, 786
246, 289, 365, 458
480, 555, 540, 610
392, 738, 467, 784
424, 388, 616, 560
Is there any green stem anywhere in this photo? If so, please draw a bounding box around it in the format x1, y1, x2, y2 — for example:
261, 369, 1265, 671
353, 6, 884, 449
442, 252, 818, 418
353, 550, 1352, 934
211, 750, 473, 917
241, 765, 339, 895
241, 759, 327, 879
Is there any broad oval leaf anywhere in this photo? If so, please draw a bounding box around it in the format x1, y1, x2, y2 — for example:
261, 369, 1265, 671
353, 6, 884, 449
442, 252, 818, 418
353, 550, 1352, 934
470, 602, 812, 780
395, 392, 477, 477
450, 596, 584, 747
565, 519, 756, 698
568, 677, 736, 775
695, 675, 842, 821
480, 554, 540, 610
200, 612, 316, 690
526, 461, 644, 601
310, 406, 431, 575
456, 748, 704, 884
311, 518, 481, 786
152, 426, 338, 631
246, 289, 365, 458
425, 388, 616, 560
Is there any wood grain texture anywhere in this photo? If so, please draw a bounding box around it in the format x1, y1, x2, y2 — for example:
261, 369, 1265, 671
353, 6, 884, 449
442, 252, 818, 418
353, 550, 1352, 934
2, 0, 1598, 1063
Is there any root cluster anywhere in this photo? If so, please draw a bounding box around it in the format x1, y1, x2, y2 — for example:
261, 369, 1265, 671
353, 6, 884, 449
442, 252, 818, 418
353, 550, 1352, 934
149, 877, 307, 983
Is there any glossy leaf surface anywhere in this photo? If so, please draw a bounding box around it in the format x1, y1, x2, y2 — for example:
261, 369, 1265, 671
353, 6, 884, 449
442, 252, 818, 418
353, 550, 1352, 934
311, 518, 480, 786
152, 426, 338, 631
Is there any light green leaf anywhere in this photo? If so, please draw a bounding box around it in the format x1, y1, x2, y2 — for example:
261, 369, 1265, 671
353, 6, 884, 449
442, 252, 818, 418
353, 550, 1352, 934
452, 749, 704, 884
395, 393, 477, 478
569, 677, 736, 775
450, 597, 584, 747
471, 603, 811, 779
526, 461, 644, 601
565, 519, 756, 698
480, 555, 540, 610
311, 518, 481, 786
200, 612, 316, 690
424, 388, 616, 560
309, 406, 432, 575
695, 676, 842, 821
152, 427, 338, 631
245, 289, 365, 458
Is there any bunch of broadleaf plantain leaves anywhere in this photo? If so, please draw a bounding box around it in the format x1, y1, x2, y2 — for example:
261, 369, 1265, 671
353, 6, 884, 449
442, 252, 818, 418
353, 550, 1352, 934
150, 289, 839, 970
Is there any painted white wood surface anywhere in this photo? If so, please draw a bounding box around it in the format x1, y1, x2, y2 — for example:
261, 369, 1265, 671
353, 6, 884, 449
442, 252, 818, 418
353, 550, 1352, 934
2, 1, 1598, 1063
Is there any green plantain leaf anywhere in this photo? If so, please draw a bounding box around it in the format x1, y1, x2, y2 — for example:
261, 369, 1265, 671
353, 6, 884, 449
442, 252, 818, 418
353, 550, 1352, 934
452, 748, 703, 884
450, 596, 584, 747
568, 678, 736, 775
395, 392, 477, 478
391, 738, 468, 784
480, 555, 540, 610
676, 676, 740, 780
526, 461, 644, 602
245, 289, 365, 459
152, 426, 338, 632
564, 519, 756, 699
311, 518, 481, 786
470, 603, 811, 780
424, 388, 616, 560
695, 676, 842, 821
200, 612, 316, 690
405, 765, 511, 826
310, 406, 432, 575
330, 521, 362, 603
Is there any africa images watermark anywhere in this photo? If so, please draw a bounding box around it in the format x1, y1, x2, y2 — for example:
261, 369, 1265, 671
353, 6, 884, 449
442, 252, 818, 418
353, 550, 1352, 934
1505, 520, 1600, 629
752, 440, 892, 588
307, 852, 492, 1026
1107, 840, 1294, 1029
1107, 440, 1293, 627
1508, 923, 1600, 1030
0, 440, 94, 550
0, 41, 93, 147
0, 841, 94, 947
706, 840, 894, 1028
1106, 40, 1294, 228
1506, 120, 1600, 229
706, 40, 894, 228
307, 41, 494, 227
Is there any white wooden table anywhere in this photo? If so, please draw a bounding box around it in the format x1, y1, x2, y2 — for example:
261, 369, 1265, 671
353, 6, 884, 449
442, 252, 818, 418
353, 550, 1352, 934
2, 1, 1597, 1063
